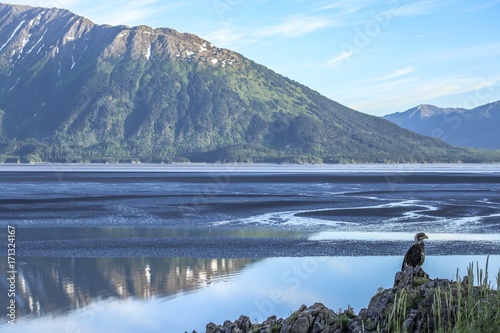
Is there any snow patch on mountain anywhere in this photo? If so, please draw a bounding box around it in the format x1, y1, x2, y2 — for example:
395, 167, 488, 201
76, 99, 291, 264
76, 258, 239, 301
0, 20, 26, 52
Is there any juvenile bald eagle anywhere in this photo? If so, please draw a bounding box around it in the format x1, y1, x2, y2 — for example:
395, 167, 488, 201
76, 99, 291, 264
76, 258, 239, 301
401, 232, 428, 271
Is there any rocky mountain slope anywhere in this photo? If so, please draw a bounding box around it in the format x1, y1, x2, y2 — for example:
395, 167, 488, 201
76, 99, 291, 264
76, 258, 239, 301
384, 102, 500, 150
0, 3, 497, 163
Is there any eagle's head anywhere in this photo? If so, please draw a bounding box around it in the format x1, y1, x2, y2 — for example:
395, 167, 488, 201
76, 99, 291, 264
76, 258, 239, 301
414, 232, 428, 243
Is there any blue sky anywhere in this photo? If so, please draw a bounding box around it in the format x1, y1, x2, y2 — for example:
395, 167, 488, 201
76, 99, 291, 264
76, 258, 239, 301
9, 0, 500, 116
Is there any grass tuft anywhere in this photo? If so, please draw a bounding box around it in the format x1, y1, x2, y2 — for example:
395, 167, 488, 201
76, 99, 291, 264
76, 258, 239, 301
387, 257, 499, 333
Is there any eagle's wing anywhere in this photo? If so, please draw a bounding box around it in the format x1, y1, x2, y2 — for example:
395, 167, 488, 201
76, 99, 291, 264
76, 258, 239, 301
402, 243, 423, 270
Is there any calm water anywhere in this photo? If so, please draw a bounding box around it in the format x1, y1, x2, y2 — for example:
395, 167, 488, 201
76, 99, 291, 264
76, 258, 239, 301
0, 164, 499, 332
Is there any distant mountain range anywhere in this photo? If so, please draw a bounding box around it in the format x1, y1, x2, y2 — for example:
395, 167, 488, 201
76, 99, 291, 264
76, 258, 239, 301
0, 3, 498, 163
384, 102, 500, 150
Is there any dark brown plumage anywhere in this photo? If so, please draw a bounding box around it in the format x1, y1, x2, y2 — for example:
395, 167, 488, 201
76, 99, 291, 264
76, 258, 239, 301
401, 232, 428, 271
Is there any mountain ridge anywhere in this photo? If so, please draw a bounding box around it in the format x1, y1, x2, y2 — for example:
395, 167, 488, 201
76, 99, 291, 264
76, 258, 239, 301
408, 104, 468, 119
384, 101, 500, 150
0, 3, 498, 163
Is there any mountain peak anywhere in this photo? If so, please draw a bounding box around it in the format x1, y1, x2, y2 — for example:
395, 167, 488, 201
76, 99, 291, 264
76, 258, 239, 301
0, 3, 241, 70
412, 104, 467, 119
415, 104, 437, 118
384, 101, 500, 149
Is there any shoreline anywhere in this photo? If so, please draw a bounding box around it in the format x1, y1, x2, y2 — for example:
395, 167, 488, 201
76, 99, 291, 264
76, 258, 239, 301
0, 162, 500, 174
1, 163, 500, 184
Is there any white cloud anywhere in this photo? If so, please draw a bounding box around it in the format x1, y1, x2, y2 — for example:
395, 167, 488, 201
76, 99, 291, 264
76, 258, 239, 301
395, 0, 443, 17
205, 14, 337, 51
313, 0, 377, 14
325, 51, 354, 66
80, 1, 190, 27
257, 14, 335, 38
371, 67, 416, 81
202, 27, 252, 50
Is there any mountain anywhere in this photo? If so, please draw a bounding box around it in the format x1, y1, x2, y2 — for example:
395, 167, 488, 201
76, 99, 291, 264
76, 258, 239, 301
384, 102, 500, 149
0, 4, 497, 163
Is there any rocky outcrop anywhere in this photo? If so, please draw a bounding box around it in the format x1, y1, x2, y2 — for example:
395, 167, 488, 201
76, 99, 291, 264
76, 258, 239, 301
195, 265, 498, 333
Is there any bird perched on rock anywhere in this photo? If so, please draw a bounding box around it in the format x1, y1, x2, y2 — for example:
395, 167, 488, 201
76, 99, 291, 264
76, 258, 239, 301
401, 232, 428, 271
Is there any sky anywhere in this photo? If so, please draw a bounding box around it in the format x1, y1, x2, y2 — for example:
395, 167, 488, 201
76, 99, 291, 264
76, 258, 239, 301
6, 0, 500, 116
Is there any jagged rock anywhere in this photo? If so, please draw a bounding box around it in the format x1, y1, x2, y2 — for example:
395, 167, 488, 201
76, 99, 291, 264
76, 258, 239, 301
236, 315, 252, 331
290, 317, 309, 333
280, 303, 339, 333
205, 322, 219, 333
361, 287, 396, 331
394, 265, 429, 288
402, 309, 421, 333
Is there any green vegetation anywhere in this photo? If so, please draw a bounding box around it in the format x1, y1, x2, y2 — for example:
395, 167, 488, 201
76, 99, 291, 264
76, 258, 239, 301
387, 259, 499, 333
271, 323, 281, 333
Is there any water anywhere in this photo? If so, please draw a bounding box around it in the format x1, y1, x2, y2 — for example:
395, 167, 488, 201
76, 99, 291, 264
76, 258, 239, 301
0, 164, 499, 332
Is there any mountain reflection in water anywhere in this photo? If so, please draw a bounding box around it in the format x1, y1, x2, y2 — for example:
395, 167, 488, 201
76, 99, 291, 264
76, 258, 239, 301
0, 257, 254, 319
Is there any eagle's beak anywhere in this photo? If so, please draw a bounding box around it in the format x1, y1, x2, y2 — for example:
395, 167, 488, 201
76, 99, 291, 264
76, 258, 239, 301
424, 235, 429, 239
